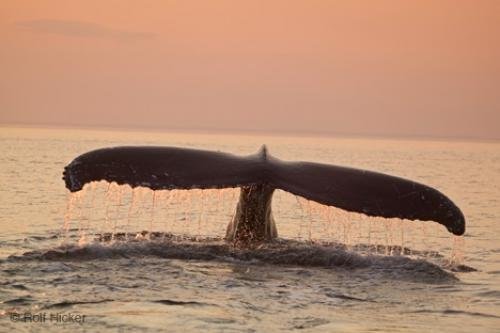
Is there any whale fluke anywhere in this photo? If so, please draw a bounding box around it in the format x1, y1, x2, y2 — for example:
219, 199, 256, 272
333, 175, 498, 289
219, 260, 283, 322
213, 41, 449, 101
63, 145, 465, 241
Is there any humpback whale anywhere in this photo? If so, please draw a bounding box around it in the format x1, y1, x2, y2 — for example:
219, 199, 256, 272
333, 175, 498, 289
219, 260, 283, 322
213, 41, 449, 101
62, 145, 465, 243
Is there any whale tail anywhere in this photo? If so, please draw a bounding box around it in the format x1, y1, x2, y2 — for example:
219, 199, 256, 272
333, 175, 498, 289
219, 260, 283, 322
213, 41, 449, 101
63, 145, 465, 239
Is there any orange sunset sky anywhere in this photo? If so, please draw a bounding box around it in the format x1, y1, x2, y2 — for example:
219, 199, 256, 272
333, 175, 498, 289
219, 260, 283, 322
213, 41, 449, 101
0, 1, 499, 139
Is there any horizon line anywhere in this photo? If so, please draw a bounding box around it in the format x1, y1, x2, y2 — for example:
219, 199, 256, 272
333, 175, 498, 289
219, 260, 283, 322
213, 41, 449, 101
1, 121, 499, 144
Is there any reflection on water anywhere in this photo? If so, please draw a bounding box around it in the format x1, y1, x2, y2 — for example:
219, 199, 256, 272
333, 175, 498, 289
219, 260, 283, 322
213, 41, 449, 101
1, 127, 499, 332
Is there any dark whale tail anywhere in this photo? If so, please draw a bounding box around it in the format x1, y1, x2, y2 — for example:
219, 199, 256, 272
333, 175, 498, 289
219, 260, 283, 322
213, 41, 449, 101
63, 145, 465, 241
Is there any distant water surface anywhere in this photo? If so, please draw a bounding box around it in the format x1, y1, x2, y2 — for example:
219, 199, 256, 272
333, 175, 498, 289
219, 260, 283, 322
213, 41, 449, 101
0, 127, 499, 332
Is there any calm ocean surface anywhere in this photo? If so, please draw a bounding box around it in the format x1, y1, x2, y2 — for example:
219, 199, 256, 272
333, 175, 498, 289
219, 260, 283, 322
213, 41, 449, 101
0, 127, 499, 332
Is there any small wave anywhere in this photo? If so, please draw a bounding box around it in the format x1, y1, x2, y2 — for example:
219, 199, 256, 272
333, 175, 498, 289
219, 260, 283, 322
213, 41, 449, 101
26, 235, 59, 241
10, 284, 29, 290
8, 237, 460, 283
0, 281, 29, 290
325, 293, 376, 303
488, 270, 500, 275
291, 317, 330, 330
2, 297, 33, 306
475, 290, 500, 298
409, 309, 500, 319
448, 264, 477, 272
152, 299, 211, 306
44, 299, 114, 309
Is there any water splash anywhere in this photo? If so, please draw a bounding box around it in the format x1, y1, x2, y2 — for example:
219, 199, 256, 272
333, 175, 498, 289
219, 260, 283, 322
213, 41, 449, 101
12, 237, 463, 283
59, 181, 466, 267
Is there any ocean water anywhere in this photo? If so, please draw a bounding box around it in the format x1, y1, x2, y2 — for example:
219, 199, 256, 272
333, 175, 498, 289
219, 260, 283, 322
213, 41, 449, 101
0, 127, 499, 332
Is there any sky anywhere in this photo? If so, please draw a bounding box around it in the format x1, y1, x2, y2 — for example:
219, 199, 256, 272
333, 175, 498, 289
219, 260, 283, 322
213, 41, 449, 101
1, 0, 499, 139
